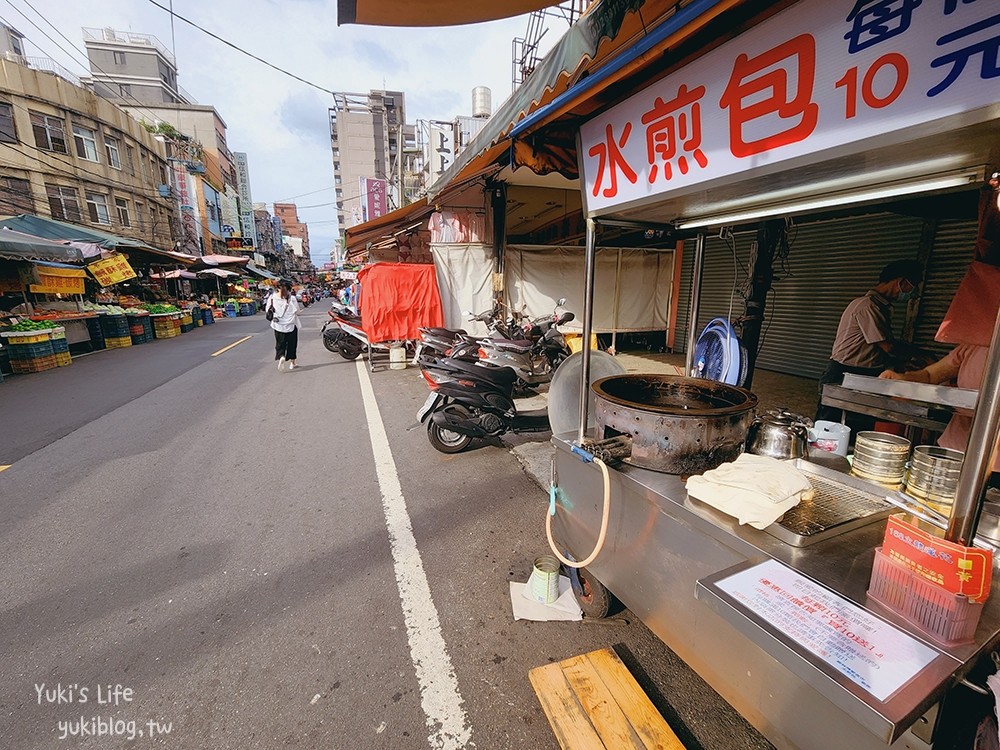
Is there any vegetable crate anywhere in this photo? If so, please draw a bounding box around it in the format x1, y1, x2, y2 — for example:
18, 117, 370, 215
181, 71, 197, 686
239, 303, 254, 316
104, 335, 132, 349
201, 308, 215, 325
85, 317, 106, 350
151, 314, 179, 339
54, 351, 72, 367
7, 341, 55, 359
179, 312, 195, 333
11, 354, 57, 374
224, 303, 237, 318
100, 314, 130, 338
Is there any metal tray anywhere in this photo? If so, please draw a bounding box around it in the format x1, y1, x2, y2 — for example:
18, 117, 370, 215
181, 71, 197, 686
764, 459, 894, 547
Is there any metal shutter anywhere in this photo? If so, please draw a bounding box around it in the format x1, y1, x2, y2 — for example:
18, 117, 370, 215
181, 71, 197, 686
912, 219, 979, 359
676, 213, 925, 379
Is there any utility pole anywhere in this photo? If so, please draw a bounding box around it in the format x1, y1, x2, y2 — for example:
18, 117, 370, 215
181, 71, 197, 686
397, 124, 405, 209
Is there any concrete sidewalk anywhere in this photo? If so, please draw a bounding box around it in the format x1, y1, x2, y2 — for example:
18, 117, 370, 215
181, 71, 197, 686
505, 351, 819, 490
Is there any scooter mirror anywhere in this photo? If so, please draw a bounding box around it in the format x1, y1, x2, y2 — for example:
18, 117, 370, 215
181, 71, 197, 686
557, 312, 575, 325
557, 297, 567, 306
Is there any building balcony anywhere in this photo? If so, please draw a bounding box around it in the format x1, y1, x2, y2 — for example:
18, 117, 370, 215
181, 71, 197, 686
83, 27, 176, 65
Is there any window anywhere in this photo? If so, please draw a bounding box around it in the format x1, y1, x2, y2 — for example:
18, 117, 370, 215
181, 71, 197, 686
124, 144, 135, 176
30, 112, 67, 153
114, 197, 131, 227
0, 176, 32, 213
119, 83, 131, 97
10, 36, 23, 57
46, 184, 81, 222
105, 135, 122, 169
135, 202, 144, 230
0, 102, 15, 143
85, 192, 111, 224
113, 51, 126, 65
72, 125, 99, 162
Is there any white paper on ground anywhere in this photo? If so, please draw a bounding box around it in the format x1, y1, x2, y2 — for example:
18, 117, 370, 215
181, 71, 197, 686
510, 573, 583, 621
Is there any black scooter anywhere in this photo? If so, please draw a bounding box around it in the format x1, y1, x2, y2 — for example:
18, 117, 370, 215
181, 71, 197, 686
416, 356, 549, 453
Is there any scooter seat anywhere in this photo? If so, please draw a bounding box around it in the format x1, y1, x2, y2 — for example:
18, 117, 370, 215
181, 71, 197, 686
423, 327, 466, 337
486, 338, 532, 353
439, 357, 518, 387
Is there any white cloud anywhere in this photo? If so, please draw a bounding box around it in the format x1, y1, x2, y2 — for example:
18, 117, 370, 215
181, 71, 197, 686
5, 0, 558, 263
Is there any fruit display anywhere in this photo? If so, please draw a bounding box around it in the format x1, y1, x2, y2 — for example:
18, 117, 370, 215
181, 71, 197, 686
81, 302, 128, 315
9, 319, 58, 331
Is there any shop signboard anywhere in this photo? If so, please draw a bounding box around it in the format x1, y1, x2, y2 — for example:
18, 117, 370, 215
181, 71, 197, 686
579, 0, 1000, 214
428, 123, 455, 179
173, 162, 203, 254
30, 266, 86, 295
234, 152, 258, 247
88, 255, 138, 287
362, 177, 387, 223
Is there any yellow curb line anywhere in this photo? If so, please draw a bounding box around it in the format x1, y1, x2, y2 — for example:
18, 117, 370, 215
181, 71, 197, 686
211, 335, 253, 357
0, 465, 10, 472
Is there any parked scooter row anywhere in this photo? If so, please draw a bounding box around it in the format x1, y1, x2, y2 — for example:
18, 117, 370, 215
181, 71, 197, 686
416, 299, 575, 453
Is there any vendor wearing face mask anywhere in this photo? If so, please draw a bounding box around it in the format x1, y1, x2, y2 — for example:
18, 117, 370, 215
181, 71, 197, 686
815, 259, 924, 428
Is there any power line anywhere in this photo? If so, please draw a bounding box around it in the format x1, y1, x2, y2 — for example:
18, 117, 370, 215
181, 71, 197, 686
275, 185, 336, 202
145, 0, 336, 96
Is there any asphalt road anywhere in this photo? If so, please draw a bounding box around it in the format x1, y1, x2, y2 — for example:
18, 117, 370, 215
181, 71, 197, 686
0, 306, 774, 749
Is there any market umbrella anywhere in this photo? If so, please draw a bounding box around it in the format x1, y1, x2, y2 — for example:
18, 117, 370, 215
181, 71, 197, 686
0, 227, 83, 263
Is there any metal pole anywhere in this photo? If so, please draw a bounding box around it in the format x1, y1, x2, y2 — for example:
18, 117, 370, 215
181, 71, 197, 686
577, 218, 598, 445
684, 234, 706, 377
946, 304, 1000, 545
611, 249, 622, 354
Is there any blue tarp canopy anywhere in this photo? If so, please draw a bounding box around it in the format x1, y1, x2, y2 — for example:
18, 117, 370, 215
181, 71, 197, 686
0, 227, 83, 263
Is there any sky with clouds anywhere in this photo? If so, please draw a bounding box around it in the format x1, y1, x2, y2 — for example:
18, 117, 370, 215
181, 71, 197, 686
1, 0, 562, 264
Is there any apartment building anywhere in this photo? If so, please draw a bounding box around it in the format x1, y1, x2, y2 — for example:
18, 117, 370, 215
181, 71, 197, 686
0, 56, 177, 249
328, 90, 416, 239
82, 27, 190, 106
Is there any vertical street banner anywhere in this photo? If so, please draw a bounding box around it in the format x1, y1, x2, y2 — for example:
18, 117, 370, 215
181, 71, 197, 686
173, 162, 203, 255
363, 178, 387, 222
234, 152, 258, 247
428, 124, 455, 180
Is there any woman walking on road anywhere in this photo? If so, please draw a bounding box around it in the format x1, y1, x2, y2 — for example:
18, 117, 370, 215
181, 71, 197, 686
269, 280, 301, 371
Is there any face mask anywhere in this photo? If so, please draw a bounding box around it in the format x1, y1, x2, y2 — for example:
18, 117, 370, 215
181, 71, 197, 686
897, 282, 916, 302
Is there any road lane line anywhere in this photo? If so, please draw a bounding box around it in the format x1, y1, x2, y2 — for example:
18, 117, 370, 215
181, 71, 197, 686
210, 335, 253, 357
0, 465, 9, 472
355, 360, 472, 750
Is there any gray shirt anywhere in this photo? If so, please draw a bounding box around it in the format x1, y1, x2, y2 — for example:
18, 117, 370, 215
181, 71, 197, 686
829, 290, 892, 369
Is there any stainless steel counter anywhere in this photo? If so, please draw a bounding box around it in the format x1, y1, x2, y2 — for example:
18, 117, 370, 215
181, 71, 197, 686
550, 432, 1000, 749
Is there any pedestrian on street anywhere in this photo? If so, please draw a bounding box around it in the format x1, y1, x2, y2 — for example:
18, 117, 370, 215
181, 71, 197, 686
269, 280, 301, 371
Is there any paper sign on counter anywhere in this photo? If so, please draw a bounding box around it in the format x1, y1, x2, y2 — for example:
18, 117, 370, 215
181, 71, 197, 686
716, 559, 939, 702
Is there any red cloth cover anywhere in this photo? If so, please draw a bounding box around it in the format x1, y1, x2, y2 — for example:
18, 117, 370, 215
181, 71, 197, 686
357, 262, 444, 341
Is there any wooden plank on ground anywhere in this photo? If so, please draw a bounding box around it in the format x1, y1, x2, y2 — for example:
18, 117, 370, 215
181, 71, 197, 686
529, 661, 607, 750
529, 648, 687, 750
586, 648, 687, 750
561, 653, 644, 749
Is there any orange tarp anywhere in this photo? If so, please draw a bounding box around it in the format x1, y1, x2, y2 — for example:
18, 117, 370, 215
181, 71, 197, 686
358, 262, 444, 342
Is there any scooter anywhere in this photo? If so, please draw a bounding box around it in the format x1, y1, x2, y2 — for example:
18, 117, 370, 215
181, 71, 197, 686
414, 307, 524, 362
416, 356, 550, 454
322, 303, 365, 360
477, 303, 575, 388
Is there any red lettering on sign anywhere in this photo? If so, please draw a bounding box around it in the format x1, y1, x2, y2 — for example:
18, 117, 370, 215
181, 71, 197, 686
640, 84, 710, 183
720, 34, 819, 158
587, 123, 638, 199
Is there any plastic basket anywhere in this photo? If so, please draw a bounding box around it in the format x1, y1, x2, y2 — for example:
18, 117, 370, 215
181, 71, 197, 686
868, 547, 984, 645
50, 338, 69, 354
104, 335, 133, 349
180, 323, 195, 333
202, 309, 215, 325
11, 354, 57, 373
54, 351, 72, 367
100, 314, 130, 337
7, 340, 55, 359
1, 331, 51, 344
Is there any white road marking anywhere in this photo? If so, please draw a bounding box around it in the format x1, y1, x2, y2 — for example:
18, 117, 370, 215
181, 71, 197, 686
355, 360, 472, 750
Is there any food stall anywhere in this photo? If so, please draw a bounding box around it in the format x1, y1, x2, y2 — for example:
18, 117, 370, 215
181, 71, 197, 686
540, 1, 1000, 748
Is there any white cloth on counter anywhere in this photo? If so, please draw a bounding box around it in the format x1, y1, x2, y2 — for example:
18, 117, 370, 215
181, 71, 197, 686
686, 453, 815, 530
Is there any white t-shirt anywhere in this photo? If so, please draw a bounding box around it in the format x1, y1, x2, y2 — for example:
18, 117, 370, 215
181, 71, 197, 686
269, 295, 300, 333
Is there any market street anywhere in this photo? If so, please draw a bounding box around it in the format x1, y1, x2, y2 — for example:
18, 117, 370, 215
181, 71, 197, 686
0, 306, 772, 749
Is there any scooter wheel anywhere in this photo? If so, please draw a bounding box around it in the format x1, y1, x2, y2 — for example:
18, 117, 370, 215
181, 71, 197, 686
338, 345, 362, 360
427, 406, 474, 454
575, 566, 614, 619
323, 335, 340, 353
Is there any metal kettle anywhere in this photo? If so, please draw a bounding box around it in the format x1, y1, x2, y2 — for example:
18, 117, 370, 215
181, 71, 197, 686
746, 408, 812, 460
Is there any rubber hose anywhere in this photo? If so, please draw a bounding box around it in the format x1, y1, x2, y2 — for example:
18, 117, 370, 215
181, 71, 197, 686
546, 456, 611, 568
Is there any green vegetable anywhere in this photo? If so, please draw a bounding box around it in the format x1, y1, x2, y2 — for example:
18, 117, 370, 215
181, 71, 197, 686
10, 320, 57, 331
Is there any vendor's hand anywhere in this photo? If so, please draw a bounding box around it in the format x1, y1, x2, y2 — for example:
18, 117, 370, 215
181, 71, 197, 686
879, 369, 906, 380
